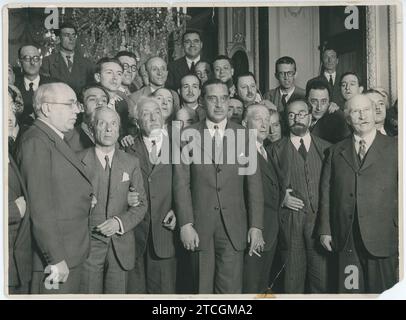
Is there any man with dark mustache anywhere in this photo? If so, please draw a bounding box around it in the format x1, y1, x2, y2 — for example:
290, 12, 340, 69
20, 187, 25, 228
235, 72, 262, 108
269, 98, 330, 293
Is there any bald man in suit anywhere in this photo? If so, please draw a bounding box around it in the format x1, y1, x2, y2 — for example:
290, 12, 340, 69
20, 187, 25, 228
17, 83, 94, 294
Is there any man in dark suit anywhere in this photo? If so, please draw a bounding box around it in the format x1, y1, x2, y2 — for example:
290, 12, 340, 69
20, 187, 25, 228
78, 107, 147, 294
319, 94, 398, 293
16, 83, 94, 294
264, 56, 305, 113
307, 79, 351, 144
173, 79, 265, 293
166, 29, 203, 91
179, 73, 206, 122
94, 58, 131, 136
306, 47, 345, 108
242, 104, 280, 293
8, 153, 32, 294
65, 84, 109, 152
41, 22, 95, 95
14, 45, 54, 126
270, 98, 330, 293
126, 97, 177, 294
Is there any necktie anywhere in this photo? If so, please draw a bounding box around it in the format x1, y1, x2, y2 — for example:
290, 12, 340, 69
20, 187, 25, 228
259, 145, 267, 161
298, 138, 307, 160
329, 74, 334, 87
213, 125, 222, 147
282, 94, 288, 108
190, 61, 195, 72
150, 139, 158, 164
66, 55, 73, 72
28, 82, 34, 94
104, 155, 111, 210
358, 139, 366, 163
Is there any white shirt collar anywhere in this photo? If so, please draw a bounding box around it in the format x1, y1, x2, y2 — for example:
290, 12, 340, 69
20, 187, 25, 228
256, 140, 267, 158
186, 56, 200, 69
60, 50, 75, 62
353, 129, 377, 153
24, 75, 40, 91
143, 131, 164, 153
290, 132, 311, 152
95, 147, 115, 169
377, 126, 387, 136
206, 118, 227, 138
324, 71, 336, 84
81, 122, 95, 143
11, 124, 20, 140
279, 86, 295, 102
38, 118, 64, 140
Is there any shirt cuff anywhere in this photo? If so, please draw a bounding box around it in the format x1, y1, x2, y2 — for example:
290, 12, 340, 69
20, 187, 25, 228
113, 216, 124, 235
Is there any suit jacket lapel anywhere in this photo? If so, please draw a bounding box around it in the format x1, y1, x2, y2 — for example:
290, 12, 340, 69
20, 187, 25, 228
359, 132, 384, 171
35, 120, 91, 185
339, 137, 359, 173
276, 137, 292, 188
108, 151, 125, 204
9, 154, 29, 201
130, 136, 152, 175
53, 53, 70, 79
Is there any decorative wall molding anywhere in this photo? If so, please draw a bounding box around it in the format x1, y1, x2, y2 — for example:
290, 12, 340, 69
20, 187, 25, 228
388, 5, 397, 104
284, 7, 304, 18
366, 6, 377, 89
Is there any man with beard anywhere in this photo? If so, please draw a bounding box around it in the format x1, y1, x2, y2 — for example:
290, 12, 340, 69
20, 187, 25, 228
236, 72, 262, 108
264, 56, 305, 113
41, 22, 94, 95
166, 29, 203, 91
270, 98, 330, 293
179, 74, 206, 121
227, 97, 244, 124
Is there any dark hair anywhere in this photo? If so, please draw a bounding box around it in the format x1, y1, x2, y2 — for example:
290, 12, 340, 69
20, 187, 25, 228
236, 72, 256, 86
115, 51, 138, 61
55, 21, 77, 36
340, 72, 362, 87
95, 57, 123, 75
78, 83, 110, 104
212, 55, 234, 69
18, 44, 40, 59
195, 60, 212, 71
229, 95, 244, 105
275, 56, 296, 73
180, 73, 202, 89
306, 79, 331, 99
286, 97, 313, 115
322, 46, 338, 57
364, 88, 386, 97
201, 78, 228, 97
182, 29, 202, 43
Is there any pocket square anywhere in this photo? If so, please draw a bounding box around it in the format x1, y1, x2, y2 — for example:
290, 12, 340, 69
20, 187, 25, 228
122, 172, 130, 182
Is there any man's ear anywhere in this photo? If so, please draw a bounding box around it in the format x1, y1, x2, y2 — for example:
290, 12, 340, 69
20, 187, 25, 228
359, 86, 364, 94
94, 73, 101, 83
40, 103, 50, 117
231, 68, 234, 77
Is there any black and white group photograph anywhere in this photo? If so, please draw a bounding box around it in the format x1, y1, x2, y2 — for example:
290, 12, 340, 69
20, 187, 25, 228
3, 2, 402, 298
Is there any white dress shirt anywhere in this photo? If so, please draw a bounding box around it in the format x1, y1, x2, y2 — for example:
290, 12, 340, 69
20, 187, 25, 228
324, 71, 337, 85
353, 129, 377, 154
256, 141, 267, 160
290, 132, 311, 152
95, 147, 115, 169
143, 130, 165, 154
24, 75, 40, 91
60, 51, 75, 68
186, 56, 200, 70
206, 118, 227, 139
279, 86, 296, 102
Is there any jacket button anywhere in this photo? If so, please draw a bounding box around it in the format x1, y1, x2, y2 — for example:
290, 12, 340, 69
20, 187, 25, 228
217, 168, 222, 173
148, 178, 152, 182
217, 188, 221, 192
214, 207, 219, 210
349, 193, 354, 197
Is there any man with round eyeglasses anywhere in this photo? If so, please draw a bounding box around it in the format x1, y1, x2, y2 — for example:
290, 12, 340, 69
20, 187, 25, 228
269, 98, 330, 293
115, 51, 143, 95
264, 56, 305, 113
41, 22, 95, 95
14, 44, 54, 126
16, 82, 94, 294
